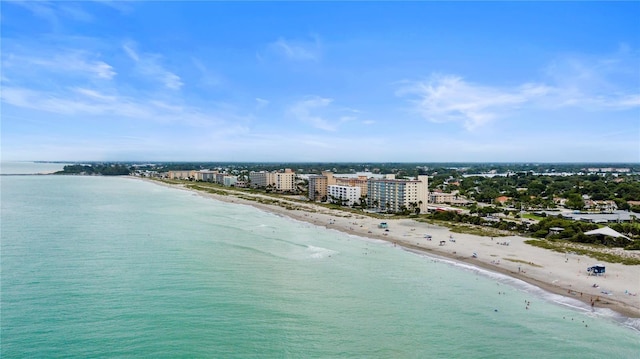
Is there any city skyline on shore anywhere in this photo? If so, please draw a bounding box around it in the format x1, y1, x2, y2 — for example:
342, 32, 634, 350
2, 2, 639, 162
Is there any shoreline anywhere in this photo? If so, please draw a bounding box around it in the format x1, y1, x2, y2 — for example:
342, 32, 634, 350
139, 178, 640, 321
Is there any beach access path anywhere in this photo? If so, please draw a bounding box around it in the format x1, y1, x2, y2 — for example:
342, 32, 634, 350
141, 178, 640, 319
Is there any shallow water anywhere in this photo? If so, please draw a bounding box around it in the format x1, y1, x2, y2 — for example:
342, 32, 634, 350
2, 172, 638, 357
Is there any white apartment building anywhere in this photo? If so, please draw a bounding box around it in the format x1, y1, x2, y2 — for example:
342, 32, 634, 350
335, 175, 369, 201
328, 185, 361, 207
223, 176, 238, 187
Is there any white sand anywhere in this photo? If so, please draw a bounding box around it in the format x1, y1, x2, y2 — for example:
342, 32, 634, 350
143, 179, 640, 318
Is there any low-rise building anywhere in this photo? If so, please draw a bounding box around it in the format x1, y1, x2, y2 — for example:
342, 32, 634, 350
430, 192, 456, 204
167, 170, 195, 180
584, 200, 618, 213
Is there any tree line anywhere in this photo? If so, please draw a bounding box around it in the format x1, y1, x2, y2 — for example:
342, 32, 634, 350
55, 164, 131, 176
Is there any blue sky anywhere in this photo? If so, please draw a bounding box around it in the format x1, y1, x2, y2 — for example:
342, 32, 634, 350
2, 1, 639, 162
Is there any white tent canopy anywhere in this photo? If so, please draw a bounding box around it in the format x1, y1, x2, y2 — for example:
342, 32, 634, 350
584, 226, 630, 240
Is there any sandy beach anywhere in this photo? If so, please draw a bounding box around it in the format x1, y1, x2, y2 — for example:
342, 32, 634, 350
144, 179, 640, 319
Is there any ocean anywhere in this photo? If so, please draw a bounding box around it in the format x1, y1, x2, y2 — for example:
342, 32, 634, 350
1, 163, 638, 358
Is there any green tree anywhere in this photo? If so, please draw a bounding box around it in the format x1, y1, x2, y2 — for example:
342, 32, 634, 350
565, 193, 585, 210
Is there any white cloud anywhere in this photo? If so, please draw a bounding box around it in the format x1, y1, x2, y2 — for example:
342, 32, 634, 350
10, 1, 61, 29
58, 4, 94, 22
91, 0, 134, 15
540, 50, 640, 111
192, 58, 221, 87
398, 50, 639, 131
73, 87, 117, 102
287, 96, 365, 132
288, 96, 337, 131
266, 36, 321, 61
2, 51, 116, 80
9, 0, 130, 25
123, 41, 183, 90
0, 86, 231, 127
397, 75, 546, 130
122, 43, 140, 62
255, 97, 270, 109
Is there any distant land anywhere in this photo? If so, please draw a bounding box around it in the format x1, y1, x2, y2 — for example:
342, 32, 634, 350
46, 161, 640, 174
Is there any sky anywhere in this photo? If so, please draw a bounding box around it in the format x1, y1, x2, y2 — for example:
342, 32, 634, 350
1, 1, 639, 163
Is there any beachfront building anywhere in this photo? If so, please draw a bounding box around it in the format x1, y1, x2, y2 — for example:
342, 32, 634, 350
430, 191, 457, 204
223, 176, 238, 187
167, 170, 196, 180
335, 175, 369, 200
308, 171, 336, 202
367, 176, 429, 213
195, 170, 217, 182
214, 173, 227, 184
249, 169, 296, 191
274, 169, 296, 191
429, 190, 471, 206
328, 185, 361, 207
249, 171, 271, 188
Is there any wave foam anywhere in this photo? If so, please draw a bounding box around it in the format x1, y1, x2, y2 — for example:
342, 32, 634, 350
307, 245, 339, 259
404, 248, 640, 332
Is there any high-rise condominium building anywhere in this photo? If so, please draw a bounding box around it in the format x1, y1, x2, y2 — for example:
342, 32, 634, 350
308, 171, 336, 201
367, 175, 429, 213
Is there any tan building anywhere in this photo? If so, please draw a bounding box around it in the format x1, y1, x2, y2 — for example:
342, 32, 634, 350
335, 175, 369, 201
275, 169, 295, 191
167, 170, 196, 180
195, 170, 218, 182
308, 171, 336, 201
430, 191, 471, 206
430, 191, 457, 204
250, 169, 296, 191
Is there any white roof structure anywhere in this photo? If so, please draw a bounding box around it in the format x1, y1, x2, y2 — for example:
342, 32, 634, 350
584, 227, 630, 240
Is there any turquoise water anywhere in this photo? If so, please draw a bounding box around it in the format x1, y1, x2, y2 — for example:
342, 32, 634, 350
0, 161, 69, 175
2, 173, 639, 357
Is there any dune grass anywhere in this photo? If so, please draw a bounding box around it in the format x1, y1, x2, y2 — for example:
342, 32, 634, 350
525, 239, 640, 265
